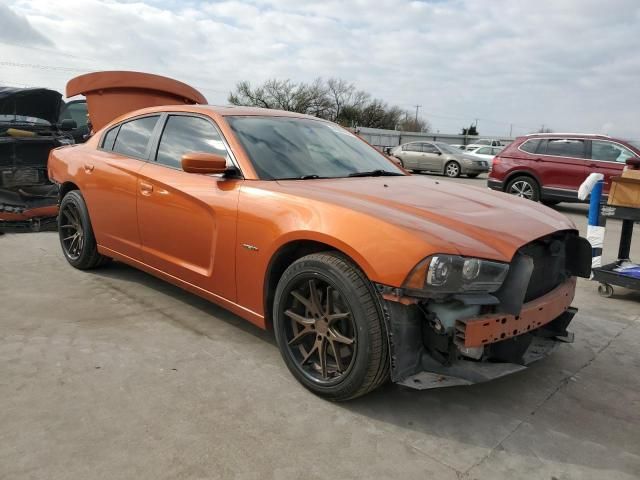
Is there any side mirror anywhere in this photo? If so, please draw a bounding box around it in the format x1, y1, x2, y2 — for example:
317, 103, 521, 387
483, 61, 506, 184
626, 157, 640, 170
60, 119, 77, 131
181, 152, 228, 174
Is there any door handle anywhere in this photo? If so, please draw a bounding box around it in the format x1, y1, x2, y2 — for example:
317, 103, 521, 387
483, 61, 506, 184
84, 163, 94, 172
140, 181, 153, 195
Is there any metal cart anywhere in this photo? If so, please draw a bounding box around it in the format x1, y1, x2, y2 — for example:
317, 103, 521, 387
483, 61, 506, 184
592, 205, 640, 297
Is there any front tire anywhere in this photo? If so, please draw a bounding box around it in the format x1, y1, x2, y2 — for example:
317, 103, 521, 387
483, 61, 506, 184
273, 252, 389, 401
58, 190, 110, 269
444, 161, 461, 178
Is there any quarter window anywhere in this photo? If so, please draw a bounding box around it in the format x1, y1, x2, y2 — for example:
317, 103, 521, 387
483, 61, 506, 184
155, 115, 228, 169
101, 126, 119, 150
541, 139, 586, 159
520, 139, 541, 154
591, 141, 635, 163
112, 116, 160, 159
476, 147, 492, 155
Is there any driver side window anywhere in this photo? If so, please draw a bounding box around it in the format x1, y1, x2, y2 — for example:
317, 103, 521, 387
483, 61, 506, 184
155, 115, 229, 169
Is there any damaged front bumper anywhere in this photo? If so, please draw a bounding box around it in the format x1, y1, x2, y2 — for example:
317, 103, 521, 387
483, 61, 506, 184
379, 232, 591, 390
0, 185, 59, 232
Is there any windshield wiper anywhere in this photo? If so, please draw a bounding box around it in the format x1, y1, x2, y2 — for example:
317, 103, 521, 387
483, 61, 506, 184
347, 169, 404, 178
278, 174, 327, 180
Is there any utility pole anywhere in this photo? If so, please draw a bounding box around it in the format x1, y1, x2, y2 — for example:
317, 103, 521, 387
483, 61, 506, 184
509, 123, 513, 137
415, 105, 421, 124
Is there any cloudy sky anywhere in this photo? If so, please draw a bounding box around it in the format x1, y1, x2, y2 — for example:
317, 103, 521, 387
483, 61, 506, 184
1, 0, 639, 138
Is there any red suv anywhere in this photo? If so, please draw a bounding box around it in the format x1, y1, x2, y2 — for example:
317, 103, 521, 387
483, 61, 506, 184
488, 134, 640, 204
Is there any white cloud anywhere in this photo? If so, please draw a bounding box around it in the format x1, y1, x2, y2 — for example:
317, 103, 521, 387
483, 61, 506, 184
1, 0, 639, 138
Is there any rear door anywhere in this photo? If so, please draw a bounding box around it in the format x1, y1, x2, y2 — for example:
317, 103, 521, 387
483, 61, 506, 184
398, 143, 422, 170
587, 140, 633, 194
136, 113, 242, 300
82, 114, 161, 259
535, 138, 588, 196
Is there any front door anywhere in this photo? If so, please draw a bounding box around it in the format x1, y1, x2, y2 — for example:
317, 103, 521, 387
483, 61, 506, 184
136, 114, 241, 301
421, 143, 442, 171
588, 140, 632, 194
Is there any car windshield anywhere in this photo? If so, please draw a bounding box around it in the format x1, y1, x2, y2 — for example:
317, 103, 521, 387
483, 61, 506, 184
436, 143, 462, 155
226, 116, 404, 180
0, 114, 50, 126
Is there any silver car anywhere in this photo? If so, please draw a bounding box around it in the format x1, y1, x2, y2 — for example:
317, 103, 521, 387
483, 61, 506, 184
390, 141, 489, 178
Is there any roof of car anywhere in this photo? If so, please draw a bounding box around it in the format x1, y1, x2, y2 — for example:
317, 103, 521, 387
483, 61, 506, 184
185, 104, 323, 119
524, 133, 613, 139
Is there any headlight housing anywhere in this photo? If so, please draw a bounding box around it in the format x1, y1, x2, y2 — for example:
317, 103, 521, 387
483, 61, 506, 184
403, 254, 509, 296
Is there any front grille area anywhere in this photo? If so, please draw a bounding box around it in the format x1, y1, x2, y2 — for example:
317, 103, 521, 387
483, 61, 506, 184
519, 232, 571, 302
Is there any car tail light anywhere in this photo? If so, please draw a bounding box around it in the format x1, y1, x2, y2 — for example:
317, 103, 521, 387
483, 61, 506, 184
489, 156, 500, 172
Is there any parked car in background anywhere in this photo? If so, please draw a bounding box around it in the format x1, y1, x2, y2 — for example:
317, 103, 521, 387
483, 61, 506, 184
465, 146, 503, 163
0, 87, 86, 232
488, 133, 640, 204
49, 71, 591, 401
390, 141, 489, 178
450, 144, 466, 150
465, 138, 503, 151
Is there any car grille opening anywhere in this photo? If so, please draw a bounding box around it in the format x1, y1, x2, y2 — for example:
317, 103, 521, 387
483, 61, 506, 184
519, 232, 571, 302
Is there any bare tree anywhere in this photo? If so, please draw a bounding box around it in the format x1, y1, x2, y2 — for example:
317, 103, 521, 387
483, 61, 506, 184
228, 77, 427, 131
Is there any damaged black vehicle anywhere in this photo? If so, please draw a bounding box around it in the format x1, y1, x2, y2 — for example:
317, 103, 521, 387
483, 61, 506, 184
0, 87, 87, 232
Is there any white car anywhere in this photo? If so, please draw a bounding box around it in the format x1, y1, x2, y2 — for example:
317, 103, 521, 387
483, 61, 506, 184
465, 139, 503, 151
464, 146, 503, 163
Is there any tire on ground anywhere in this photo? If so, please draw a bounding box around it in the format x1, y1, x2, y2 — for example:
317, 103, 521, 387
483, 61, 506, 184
505, 175, 541, 202
273, 252, 390, 401
58, 190, 111, 270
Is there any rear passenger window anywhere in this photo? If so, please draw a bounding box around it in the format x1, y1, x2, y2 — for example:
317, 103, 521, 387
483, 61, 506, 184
543, 139, 585, 159
519, 139, 541, 153
112, 115, 160, 159
403, 143, 422, 152
155, 115, 228, 169
101, 126, 119, 150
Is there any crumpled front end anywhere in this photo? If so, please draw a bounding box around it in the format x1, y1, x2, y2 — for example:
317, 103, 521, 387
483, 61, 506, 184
0, 185, 59, 232
380, 230, 591, 390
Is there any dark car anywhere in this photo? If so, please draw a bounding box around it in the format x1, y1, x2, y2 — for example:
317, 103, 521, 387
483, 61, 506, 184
0, 87, 87, 232
487, 133, 640, 204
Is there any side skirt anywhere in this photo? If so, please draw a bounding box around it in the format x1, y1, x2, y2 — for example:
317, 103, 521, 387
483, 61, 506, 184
98, 245, 266, 328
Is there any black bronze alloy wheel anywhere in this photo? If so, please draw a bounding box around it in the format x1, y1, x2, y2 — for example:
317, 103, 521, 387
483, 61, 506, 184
506, 175, 540, 202
273, 252, 389, 401
58, 190, 110, 269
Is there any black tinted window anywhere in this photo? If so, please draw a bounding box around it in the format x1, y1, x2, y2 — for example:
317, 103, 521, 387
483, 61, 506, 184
60, 102, 88, 127
113, 116, 159, 159
102, 126, 119, 150
156, 116, 228, 168
520, 139, 541, 153
542, 139, 585, 159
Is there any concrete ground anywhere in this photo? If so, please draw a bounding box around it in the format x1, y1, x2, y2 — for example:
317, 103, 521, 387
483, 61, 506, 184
1, 174, 639, 480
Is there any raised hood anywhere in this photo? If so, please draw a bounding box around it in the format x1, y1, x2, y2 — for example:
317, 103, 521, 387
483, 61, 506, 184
66, 71, 207, 131
0, 87, 63, 124
273, 175, 576, 262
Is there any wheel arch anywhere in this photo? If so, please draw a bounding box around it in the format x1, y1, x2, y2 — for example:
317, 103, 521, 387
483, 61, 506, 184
58, 181, 81, 201
503, 170, 542, 191
263, 238, 373, 330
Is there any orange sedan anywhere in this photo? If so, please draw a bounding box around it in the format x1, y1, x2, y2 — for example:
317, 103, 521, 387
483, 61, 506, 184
48, 72, 591, 400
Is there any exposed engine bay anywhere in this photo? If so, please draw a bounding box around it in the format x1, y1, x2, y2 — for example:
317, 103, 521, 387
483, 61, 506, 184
0, 87, 84, 232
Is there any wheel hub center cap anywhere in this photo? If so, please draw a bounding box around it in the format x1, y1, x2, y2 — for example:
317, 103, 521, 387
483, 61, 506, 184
315, 317, 328, 335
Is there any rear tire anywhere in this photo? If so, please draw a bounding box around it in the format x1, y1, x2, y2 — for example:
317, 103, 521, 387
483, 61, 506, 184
273, 252, 389, 401
58, 190, 110, 270
506, 176, 540, 202
444, 161, 461, 178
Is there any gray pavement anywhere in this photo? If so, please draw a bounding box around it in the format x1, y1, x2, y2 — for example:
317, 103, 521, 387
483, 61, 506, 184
1, 176, 639, 480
